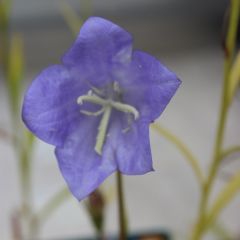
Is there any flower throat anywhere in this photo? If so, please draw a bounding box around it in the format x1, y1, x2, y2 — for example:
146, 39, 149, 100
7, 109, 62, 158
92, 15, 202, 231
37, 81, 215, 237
77, 82, 139, 155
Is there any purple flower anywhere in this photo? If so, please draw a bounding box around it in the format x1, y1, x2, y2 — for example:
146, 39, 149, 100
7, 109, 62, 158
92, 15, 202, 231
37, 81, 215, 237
22, 17, 181, 200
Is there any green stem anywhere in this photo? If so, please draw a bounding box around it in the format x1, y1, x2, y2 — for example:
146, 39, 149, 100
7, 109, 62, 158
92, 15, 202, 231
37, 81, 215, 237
18, 141, 34, 238
18, 131, 34, 214
192, 1, 240, 239
20, 149, 31, 202
0, 0, 10, 73
116, 171, 127, 240
152, 124, 204, 187
220, 145, 240, 161
24, 187, 70, 238
211, 222, 233, 240
36, 187, 70, 224
59, 1, 83, 36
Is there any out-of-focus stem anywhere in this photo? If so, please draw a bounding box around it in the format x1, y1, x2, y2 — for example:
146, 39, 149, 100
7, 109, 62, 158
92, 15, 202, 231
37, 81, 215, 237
36, 188, 70, 224
0, 0, 11, 73
220, 145, 240, 161
192, 1, 240, 239
152, 124, 204, 187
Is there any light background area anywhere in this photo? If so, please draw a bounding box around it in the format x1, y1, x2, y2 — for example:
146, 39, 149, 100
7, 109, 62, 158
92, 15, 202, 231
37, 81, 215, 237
1, 0, 240, 239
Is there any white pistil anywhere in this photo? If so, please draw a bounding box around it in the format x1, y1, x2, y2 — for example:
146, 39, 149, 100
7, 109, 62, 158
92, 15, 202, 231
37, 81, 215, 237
94, 106, 112, 155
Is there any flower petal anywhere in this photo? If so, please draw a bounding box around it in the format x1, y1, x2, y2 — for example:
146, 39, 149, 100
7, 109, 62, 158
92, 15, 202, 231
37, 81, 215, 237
116, 50, 181, 122
62, 17, 133, 87
55, 117, 117, 200
105, 112, 153, 175
22, 65, 88, 147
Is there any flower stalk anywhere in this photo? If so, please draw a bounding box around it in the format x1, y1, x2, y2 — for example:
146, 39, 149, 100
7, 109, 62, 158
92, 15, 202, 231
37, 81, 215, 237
116, 171, 127, 240
191, 0, 240, 239
152, 124, 204, 188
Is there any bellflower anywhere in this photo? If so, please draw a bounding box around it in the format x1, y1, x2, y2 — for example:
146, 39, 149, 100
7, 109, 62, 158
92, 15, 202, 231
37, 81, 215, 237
22, 17, 181, 200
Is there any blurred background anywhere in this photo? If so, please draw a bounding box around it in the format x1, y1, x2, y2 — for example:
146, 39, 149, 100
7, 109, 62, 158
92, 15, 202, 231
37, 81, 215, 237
10, 0, 227, 70
1, 0, 240, 239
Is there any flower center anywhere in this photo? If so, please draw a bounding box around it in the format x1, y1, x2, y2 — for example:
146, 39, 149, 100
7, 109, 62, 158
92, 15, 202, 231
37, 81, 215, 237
77, 82, 139, 155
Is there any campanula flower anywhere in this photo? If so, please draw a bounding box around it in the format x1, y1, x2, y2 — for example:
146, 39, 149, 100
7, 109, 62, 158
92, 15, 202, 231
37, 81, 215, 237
22, 17, 181, 200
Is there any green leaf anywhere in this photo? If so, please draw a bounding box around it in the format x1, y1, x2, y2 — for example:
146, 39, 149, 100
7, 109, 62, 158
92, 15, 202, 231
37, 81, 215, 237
206, 171, 240, 228
227, 51, 240, 104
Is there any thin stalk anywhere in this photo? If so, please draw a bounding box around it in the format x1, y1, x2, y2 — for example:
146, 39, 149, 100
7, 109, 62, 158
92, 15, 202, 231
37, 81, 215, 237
18, 144, 34, 238
220, 145, 240, 161
211, 222, 233, 240
19, 142, 32, 205
116, 171, 127, 240
36, 187, 70, 224
18, 131, 34, 217
192, 1, 240, 239
152, 124, 204, 187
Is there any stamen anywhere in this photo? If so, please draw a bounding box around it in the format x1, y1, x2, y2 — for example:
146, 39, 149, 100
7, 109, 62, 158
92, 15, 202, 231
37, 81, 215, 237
80, 108, 105, 116
95, 106, 112, 155
110, 101, 139, 120
77, 95, 107, 106
77, 86, 140, 155
91, 86, 105, 97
